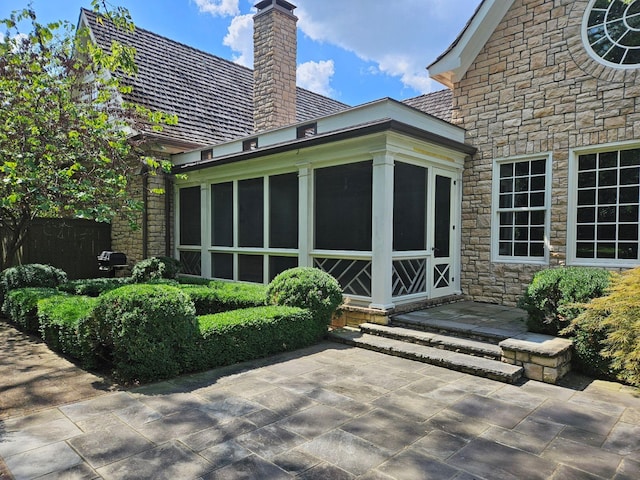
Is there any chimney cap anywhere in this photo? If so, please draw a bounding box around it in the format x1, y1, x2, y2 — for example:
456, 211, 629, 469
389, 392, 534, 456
255, 0, 296, 15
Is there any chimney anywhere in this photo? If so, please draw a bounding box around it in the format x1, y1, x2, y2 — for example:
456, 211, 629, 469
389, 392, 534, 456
253, 0, 297, 132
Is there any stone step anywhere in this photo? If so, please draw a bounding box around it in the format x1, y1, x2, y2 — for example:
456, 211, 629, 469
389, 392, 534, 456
391, 312, 524, 345
329, 330, 524, 384
359, 323, 502, 360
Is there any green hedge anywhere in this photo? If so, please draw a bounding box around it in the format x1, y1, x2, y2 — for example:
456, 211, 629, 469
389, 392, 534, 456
180, 282, 266, 315
38, 295, 98, 362
193, 306, 321, 370
58, 278, 132, 297
0, 264, 67, 305
518, 266, 611, 335
2, 288, 60, 333
86, 284, 199, 383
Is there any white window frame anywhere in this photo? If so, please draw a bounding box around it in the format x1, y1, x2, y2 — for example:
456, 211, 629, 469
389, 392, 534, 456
491, 153, 552, 265
568, 141, 640, 268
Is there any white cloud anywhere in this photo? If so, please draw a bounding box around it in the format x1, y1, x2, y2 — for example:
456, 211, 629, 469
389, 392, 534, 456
223, 14, 253, 67
295, 0, 482, 93
193, 0, 240, 17
297, 60, 335, 96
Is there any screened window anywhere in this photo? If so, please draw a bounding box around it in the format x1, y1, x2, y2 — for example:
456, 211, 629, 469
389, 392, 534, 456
494, 158, 548, 261
269, 173, 298, 248
179, 186, 201, 246
315, 161, 373, 251
575, 148, 640, 262
393, 162, 427, 251
238, 178, 264, 248
211, 182, 233, 247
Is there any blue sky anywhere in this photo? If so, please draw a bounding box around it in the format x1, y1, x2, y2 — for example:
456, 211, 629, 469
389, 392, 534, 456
0, 0, 482, 106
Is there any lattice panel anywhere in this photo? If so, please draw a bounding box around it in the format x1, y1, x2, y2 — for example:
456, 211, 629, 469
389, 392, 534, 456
180, 251, 202, 276
392, 258, 427, 297
313, 258, 372, 297
434, 263, 450, 289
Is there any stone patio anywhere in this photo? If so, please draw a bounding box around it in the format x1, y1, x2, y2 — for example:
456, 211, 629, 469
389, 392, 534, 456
1, 326, 640, 479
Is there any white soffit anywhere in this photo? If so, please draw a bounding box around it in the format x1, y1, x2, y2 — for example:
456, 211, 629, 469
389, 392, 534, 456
428, 0, 515, 88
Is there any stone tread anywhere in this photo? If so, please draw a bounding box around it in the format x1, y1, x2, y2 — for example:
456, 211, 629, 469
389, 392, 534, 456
329, 330, 523, 384
391, 313, 523, 344
359, 323, 502, 360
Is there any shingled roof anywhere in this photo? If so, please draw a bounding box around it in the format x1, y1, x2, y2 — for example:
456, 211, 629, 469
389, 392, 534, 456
81, 9, 350, 148
82, 9, 455, 149
402, 89, 453, 123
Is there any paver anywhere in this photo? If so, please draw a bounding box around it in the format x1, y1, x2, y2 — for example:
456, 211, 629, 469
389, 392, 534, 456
2, 311, 640, 479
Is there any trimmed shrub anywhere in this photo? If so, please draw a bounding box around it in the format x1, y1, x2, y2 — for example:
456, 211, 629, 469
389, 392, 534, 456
87, 284, 199, 383
2, 288, 60, 333
0, 264, 67, 305
266, 267, 343, 325
131, 256, 181, 283
180, 282, 266, 315
567, 267, 640, 386
38, 295, 98, 362
193, 306, 319, 370
176, 276, 213, 286
518, 266, 611, 335
58, 277, 132, 297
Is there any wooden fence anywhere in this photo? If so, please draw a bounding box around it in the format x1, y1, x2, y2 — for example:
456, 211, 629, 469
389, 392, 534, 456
3, 219, 111, 279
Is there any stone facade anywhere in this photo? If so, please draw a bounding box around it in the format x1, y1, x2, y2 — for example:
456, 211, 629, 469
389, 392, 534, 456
253, 1, 297, 132
452, 0, 640, 305
111, 170, 173, 268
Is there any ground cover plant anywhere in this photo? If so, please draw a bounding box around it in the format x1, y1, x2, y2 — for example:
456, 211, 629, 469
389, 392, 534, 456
0, 263, 343, 384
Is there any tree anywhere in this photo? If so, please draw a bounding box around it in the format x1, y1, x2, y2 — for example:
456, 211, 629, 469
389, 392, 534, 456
0, 1, 177, 271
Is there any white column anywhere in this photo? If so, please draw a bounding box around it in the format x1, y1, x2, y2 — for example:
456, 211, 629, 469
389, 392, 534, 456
297, 161, 311, 267
200, 182, 211, 278
370, 151, 395, 310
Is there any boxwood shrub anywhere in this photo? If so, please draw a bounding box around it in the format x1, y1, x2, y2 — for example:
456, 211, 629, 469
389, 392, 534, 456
193, 306, 320, 370
86, 284, 199, 383
266, 267, 343, 325
38, 295, 98, 362
2, 288, 60, 333
518, 266, 611, 335
0, 264, 67, 305
131, 256, 181, 282
58, 278, 132, 297
180, 282, 266, 315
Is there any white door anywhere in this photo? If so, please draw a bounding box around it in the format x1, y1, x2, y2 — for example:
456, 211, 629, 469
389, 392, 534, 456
430, 169, 459, 297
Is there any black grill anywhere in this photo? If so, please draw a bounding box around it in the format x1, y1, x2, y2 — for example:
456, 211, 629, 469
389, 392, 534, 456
97, 251, 127, 276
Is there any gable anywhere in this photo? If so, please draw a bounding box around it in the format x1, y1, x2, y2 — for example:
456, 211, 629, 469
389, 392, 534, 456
428, 0, 515, 88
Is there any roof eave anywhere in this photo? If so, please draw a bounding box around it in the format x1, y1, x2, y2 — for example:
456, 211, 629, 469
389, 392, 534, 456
175, 119, 476, 173
428, 0, 514, 88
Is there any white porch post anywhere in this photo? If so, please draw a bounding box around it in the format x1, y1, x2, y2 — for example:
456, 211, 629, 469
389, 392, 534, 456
297, 162, 311, 267
370, 151, 394, 310
200, 182, 211, 278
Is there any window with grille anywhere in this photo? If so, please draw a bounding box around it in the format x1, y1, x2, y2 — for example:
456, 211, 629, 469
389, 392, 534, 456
573, 147, 640, 264
492, 156, 550, 263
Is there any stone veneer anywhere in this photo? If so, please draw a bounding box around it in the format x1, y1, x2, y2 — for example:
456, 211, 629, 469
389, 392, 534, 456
451, 0, 640, 305
253, 1, 297, 132
111, 169, 173, 268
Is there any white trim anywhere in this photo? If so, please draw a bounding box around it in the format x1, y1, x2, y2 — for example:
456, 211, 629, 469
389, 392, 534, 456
491, 152, 553, 265
567, 141, 640, 268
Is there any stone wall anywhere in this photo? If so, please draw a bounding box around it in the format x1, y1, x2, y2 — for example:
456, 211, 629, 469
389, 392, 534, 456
452, 0, 640, 305
111, 170, 173, 268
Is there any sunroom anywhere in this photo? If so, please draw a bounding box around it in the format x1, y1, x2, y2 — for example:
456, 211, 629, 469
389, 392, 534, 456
172, 99, 475, 312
